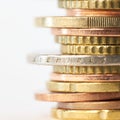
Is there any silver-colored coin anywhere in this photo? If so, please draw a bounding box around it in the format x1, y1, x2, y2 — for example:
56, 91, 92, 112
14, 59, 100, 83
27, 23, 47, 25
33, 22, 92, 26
28, 54, 120, 66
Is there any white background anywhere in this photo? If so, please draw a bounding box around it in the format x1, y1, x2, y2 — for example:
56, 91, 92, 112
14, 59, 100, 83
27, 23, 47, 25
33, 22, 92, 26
0, 0, 65, 119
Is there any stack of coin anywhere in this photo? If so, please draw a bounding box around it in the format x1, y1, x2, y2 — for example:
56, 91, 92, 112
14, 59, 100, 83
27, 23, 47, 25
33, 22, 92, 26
30, 0, 120, 119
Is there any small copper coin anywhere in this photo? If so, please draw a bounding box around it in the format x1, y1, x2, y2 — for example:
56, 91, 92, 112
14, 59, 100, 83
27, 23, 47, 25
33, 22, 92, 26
51, 73, 120, 82
58, 101, 120, 110
35, 92, 120, 102
52, 28, 120, 36
67, 9, 120, 16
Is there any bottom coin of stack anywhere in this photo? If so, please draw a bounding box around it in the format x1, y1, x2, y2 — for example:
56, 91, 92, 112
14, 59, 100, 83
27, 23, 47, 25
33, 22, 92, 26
29, 54, 120, 120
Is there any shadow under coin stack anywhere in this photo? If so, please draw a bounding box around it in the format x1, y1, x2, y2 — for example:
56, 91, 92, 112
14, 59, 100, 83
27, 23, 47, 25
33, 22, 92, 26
33, 0, 120, 120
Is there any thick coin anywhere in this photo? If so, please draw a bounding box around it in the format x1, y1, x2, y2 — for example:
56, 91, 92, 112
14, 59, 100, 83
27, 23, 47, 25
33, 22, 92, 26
59, 0, 120, 9
61, 45, 120, 55
47, 81, 120, 93
54, 66, 120, 74
30, 54, 120, 66
55, 36, 120, 45
51, 73, 120, 82
35, 92, 120, 102
36, 16, 120, 28
52, 28, 120, 36
67, 9, 120, 16
52, 109, 120, 120
58, 101, 120, 110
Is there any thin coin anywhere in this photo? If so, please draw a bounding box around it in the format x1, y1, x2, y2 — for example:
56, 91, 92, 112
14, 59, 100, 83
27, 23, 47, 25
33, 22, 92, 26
55, 36, 120, 45
67, 9, 120, 16
52, 109, 120, 120
48, 81, 120, 92
30, 54, 120, 66
54, 66, 120, 74
52, 28, 120, 36
36, 16, 120, 28
35, 92, 120, 102
51, 73, 120, 82
58, 101, 120, 110
59, 0, 120, 9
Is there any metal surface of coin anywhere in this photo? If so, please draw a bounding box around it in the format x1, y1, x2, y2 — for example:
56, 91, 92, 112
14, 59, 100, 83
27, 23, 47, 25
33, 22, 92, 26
59, 0, 120, 9
52, 28, 120, 36
61, 45, 120, 55
54, 66, 120, 74
51, 73, 120, 82
36, 16, 120, 28
29, 54, 120, 66
67, 9, 120, 16
52, 109, 120, 120
48, 81, 120, 93
35, 92, 120, 102
55, 36, 120, 45
58, 101, 120, 110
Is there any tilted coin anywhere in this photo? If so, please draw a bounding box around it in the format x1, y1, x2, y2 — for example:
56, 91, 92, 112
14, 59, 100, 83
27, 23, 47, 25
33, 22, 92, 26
58, 101, 120, 110
36, 16, 120, 28
52, 109, 120, 120
51, 73, 120, 82
59, 0, 120, 9
67, 9, 120, 16
54, 66, 120, 74
35, 92, 120, 102
29, 54, 120, 66
61, 45, 120, 55
52, 28, 120, 36
55, 36, 120, 45
48, 81, 120, 93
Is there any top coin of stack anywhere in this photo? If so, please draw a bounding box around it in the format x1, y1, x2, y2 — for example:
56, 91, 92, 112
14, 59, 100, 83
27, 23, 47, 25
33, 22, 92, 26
31, 0, 120, 120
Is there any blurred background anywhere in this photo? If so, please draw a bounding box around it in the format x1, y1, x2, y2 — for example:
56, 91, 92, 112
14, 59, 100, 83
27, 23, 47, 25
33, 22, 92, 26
0, 0, 65, 119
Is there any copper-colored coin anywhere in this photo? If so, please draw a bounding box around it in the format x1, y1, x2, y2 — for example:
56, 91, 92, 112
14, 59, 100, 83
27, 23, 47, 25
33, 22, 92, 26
35, 92, 120, 102
52, 28, 120, 36
67, 9, 120, 16
51, 73, 120, 82
58, 101, 120, 110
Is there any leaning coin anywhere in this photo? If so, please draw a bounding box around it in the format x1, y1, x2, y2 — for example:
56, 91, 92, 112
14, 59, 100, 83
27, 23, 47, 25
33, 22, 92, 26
52, 109, 120, 120
35, 92, 120, 102
58, 101, 120, 110
36, 16, 120, 28
28, 54, 120, 66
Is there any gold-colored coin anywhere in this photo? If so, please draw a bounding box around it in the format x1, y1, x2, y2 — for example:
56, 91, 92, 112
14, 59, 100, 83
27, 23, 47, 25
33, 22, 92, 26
36, 16, 120, 28
56, 36, 120, 45
59, 0, 120, 9
61, 45, 120, 55
48, 81, 120, 93
54, 66, 120, 74
52, 108, 120, 120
